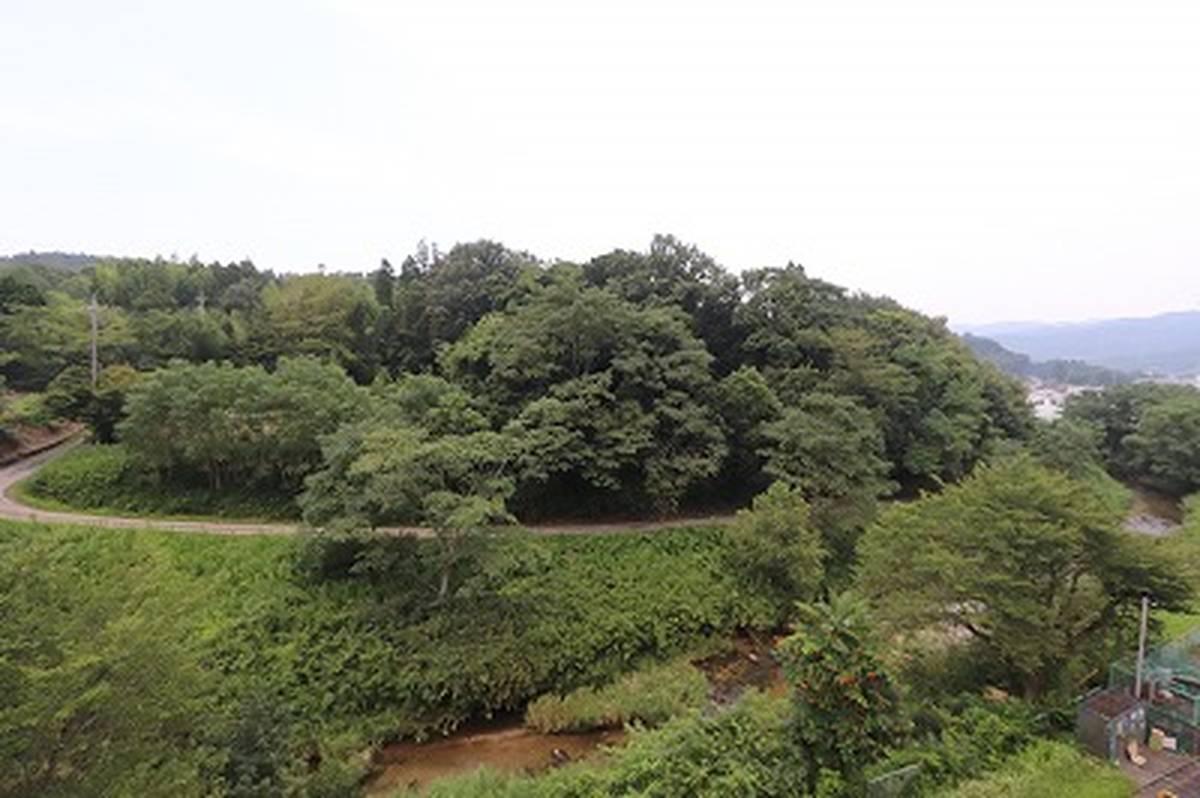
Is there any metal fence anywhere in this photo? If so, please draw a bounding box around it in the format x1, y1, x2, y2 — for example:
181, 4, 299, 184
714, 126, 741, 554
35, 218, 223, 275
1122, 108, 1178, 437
1109, 628, 1200, 753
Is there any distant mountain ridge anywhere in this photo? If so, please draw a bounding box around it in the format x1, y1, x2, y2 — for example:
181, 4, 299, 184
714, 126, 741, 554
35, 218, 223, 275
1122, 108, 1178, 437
960, 333, 1131, 386
959, 311, 1200, 376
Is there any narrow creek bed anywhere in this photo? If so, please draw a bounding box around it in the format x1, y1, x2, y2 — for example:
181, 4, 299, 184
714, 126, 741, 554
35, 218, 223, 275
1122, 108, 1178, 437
364, 634, 785, 794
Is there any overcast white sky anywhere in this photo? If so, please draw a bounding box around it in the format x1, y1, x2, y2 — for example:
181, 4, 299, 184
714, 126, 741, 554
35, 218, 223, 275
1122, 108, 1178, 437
3, 0, 1199, 324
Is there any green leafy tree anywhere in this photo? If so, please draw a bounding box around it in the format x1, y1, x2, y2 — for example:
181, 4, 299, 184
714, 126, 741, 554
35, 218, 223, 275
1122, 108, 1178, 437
45, 363, 141, 443
1063, 383, 1198, 474
777, 594, 907, 793
712, 366, 783, 501
119, 358, 364, 491
445, 278, 726, 514
727, 482, 826, 618
0, 293, 135, 390
302, 425, 518, 601
857, 455, 1191, 698
1123, 393, 1200, 495
262, 275, 380, 381
760, 393, 893, 580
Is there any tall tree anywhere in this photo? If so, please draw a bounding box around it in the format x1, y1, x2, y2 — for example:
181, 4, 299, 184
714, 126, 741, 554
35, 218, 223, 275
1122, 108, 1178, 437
857, 455, 1190, 698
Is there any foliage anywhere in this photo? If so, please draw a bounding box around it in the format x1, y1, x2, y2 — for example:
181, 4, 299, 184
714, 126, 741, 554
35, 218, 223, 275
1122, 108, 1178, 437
263, 274, 380, 381
778, 595, 907, 791
1123, 392, 1200, 495
867, 698, 1043, 793
524, 658, 709, 733
0, 525, 213, 797
726, 482, 826, 618
857, 454, 1191, 698
0, 520, 770, 794
4, 239, 1034, 523
932, 738, 1131, 798
1064, 382, 1199, 485
22, 444, 299, 519
445, 276, 727, 515
119, 357, 365, 492
44, 363, 140, 442
0, 392, 55, 430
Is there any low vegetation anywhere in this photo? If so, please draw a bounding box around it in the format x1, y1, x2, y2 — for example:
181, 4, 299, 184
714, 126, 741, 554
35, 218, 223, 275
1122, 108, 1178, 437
21, 444, 298, 520
934, 739, 1132, 798
0, 521, 768, 797
523, 658, 709, 733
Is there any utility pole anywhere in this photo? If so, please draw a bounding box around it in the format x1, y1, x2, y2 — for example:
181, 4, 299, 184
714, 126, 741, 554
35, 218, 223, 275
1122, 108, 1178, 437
1135, 593, 1150, 699
89, 292, 99, 389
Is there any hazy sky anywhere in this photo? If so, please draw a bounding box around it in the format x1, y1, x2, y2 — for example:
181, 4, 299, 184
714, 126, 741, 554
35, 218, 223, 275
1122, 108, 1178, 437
4, 0, 1199, 324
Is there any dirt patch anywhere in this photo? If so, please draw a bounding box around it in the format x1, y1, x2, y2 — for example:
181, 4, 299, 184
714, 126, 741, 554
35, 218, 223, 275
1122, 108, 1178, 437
365, 723, 624, 795
694, 633, 788, 705
0, 423, 83, 465
1126, 486, 1184, 536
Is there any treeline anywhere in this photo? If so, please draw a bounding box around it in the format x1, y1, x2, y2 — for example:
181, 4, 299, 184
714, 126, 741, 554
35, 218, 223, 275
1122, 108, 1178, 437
1063, 382, 1200, 496
3, 237, 1032, 522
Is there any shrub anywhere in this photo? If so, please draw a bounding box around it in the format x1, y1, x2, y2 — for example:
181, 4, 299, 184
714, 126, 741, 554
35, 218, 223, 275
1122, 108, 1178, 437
933, 739, 1131, 798
866, 699, 1043, 793
524, 658, 709, 733
1, 393, 55, 428
24, 444, 298, 519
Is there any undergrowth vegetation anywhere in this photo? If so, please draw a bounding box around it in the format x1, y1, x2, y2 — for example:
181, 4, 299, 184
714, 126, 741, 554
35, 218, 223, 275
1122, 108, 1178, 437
21, 444, 299, 520
523, 658, 709, 733
933, 739, 1131, 798
0, 521, 766, 796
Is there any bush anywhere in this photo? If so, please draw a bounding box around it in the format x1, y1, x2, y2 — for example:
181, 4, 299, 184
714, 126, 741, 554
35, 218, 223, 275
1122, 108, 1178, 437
933, 738, 1131, 798
524, 658, 709, 733
1, 393, 55, 428
866, 699, 1043, 793
24, 444, 298, 519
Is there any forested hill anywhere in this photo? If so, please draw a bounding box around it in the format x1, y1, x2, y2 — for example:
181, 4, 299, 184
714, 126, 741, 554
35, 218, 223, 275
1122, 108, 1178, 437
964, 311, 1200, 376
0, 236, 1031, 517
0, 251, 106, 276
960, 333, 1131, 385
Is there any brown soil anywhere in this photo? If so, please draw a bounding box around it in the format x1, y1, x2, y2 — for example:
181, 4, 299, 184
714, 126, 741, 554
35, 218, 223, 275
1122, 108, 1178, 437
0, 423, 83, 465
694, 633, 788, 705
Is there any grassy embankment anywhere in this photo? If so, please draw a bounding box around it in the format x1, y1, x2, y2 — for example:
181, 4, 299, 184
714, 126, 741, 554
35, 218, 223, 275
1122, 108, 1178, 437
0, 520, 767, 796
15, 443, 300, 521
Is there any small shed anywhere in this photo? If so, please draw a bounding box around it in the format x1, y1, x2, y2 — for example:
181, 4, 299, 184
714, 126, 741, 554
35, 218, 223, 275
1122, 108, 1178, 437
1078, 687, 1147, 762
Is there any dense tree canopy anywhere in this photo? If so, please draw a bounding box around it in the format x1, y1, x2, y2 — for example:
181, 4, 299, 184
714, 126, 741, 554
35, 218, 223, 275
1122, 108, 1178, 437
1065, 382, 1200, 495
1, 238, 1032, 519
857, 455, 1190, 699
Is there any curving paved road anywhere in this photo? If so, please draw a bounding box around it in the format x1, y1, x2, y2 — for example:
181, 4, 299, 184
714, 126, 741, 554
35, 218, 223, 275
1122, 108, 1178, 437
0, 440, 733, 537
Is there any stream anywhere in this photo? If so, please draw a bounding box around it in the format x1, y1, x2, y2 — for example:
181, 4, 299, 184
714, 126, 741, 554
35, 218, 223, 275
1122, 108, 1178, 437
1125, 485, 1184, 536
363, 636, 785, 794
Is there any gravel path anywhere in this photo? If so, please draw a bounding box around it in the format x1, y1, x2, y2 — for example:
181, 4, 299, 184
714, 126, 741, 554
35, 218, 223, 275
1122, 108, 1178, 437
0, 440, 734, 537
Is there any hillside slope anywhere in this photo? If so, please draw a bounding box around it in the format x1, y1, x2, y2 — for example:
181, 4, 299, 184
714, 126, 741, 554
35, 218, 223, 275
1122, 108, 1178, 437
964, 311, 1200, 375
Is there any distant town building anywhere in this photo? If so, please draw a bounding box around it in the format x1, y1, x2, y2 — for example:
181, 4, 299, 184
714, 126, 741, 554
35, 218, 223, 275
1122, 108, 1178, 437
1025, 380, 1099, 421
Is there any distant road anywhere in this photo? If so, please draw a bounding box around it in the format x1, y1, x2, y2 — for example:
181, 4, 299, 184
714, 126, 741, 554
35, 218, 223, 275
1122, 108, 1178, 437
0, 441, 734, 537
